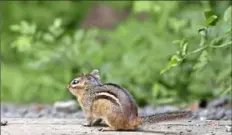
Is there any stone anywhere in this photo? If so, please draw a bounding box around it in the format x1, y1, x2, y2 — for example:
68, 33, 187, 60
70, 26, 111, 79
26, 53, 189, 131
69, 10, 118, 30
225, 126, 232, 132
207, 97, 229, 108
53, 100, 79, 113
24, 112, 40, 118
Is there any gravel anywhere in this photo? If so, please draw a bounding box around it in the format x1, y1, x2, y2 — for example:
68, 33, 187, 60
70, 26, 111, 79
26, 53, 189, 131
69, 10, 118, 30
53, 100, 78, 113
207, 97, 229, 108
1, 98, 231, 120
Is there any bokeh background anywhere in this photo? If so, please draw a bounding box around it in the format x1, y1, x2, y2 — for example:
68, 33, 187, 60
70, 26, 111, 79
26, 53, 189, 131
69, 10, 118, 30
1, 1, 231, 108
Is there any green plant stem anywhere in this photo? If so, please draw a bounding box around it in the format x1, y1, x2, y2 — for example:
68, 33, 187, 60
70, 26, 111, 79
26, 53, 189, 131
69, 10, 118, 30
210, 41, 232, 48
184, 45, 208, 58
183, 41, 231, 58
220, 85, 232, 97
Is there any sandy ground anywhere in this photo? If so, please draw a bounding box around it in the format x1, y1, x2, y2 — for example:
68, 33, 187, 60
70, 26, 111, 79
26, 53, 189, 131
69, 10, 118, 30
1, 118, 231, 135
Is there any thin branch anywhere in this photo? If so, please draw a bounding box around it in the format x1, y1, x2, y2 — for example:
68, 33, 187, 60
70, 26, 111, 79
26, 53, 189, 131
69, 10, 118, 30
183, 41, 231, 58
157, 79, 175, 89
184, 45, 208, 58
210, 41, 232, 48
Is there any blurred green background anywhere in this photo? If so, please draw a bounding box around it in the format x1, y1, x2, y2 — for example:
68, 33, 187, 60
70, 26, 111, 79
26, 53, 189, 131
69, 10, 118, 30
1, 1, 231, 106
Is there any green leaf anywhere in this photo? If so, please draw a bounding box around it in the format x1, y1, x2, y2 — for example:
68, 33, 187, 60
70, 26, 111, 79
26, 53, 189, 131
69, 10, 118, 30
172, 40, 182, 45
180, 39, 187, 48
54, 18, 62, 28
160, 67, 169, 74
160, 55, 182, 74
226, 28, 232, 34
224, 6, 232, 22
198, 28, 207, 37
205, 15, 218, 26
152, 83, 160, 98
203, 9, 218, 27
11, 36, 32, 52
204, 10, 214, 19
43, 33, 55, 43
74, 30, 84, 42
181, 42, 188, 56
169, 55, 181, 66
133, 1, 152, 13
152, 4, 162, 13
172, 39, 187, 48
19, 21, 37, 35
210, 36, 224, 46
193, 51, 208, 70
10, 25, 21, 32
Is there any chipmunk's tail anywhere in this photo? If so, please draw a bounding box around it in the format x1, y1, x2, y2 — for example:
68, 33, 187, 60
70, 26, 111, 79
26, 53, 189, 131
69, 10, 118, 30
139, 110, 192, 124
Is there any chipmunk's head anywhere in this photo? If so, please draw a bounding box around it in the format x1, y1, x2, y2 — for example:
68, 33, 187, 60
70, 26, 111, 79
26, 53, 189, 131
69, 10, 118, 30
67, 69, 102, 96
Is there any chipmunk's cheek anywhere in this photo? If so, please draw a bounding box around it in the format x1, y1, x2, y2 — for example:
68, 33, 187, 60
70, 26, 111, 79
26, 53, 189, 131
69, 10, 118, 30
68, 88, 76, 95
69, 86, 79, 93
69, 87, 75, 92
67, 85, 73, 92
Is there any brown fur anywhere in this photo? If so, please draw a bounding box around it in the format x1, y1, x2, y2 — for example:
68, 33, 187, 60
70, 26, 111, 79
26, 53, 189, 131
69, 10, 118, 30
67, 69, 191, 131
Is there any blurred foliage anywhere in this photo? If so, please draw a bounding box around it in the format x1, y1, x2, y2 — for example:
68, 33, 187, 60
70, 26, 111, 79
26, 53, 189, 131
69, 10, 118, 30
1, 1, 231, 106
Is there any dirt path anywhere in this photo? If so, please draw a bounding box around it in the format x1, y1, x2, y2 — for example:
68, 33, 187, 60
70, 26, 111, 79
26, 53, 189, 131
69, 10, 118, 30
1, 118, 231, 135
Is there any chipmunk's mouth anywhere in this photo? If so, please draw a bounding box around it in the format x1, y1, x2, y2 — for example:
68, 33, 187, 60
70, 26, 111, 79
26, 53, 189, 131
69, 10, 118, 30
67, 85, 77, 96
67, 84, 74, 90
67, 84, 78, 92
67, 85, 74, 92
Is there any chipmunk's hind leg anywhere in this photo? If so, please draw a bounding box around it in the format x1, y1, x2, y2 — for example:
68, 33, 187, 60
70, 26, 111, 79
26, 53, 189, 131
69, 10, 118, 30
91, 118, 102, 125
100, 113, 138, 131
82, 113, 95, 127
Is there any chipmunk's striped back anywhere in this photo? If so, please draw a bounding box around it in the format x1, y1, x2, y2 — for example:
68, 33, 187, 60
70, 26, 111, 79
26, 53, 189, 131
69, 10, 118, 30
94, 91, 121, 106
86, 83, 139, 121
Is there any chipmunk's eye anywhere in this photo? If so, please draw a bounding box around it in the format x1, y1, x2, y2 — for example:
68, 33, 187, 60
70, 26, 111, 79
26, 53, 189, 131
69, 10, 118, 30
72, 79, 79, 85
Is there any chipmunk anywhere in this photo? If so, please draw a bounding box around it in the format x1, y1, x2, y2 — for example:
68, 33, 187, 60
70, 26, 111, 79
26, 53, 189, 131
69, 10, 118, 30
67, 69, 191, 131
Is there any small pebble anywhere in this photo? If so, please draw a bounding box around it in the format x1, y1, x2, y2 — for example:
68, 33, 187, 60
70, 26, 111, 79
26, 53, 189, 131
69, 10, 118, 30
18, 108, 28, 116
225, 126, 232, 132
1, 120, 8, 126
53, 100, 79, 113
3, 112, 21, 118
225, 110, 232, 119
222, 116, 228, 120
200, 117, 207, 121
186, 128, 192, 132
24, 112, 40, 118
142, 105, 155, 115
154, 105, 179, 114
214, 108, 225, 120
207, 97, 228, 108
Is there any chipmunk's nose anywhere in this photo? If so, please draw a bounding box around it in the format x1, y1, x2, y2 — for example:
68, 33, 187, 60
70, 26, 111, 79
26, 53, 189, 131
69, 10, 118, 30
66, 85, 70, 89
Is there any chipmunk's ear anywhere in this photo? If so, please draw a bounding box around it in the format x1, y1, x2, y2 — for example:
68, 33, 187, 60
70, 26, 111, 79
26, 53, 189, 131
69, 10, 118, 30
90, 69, 100, 80
81, 72, 85, 77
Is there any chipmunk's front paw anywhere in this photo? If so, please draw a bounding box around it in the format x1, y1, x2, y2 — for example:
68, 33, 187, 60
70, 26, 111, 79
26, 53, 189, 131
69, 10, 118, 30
82, 123, 91, 127
98, 127, 116, 132
98, 128, 105, 132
